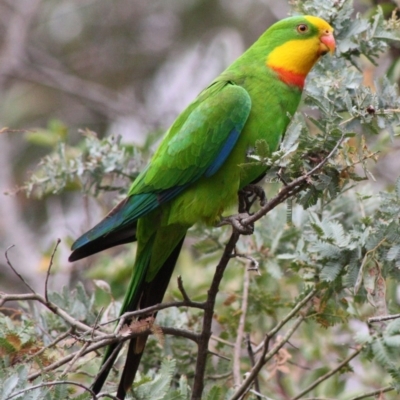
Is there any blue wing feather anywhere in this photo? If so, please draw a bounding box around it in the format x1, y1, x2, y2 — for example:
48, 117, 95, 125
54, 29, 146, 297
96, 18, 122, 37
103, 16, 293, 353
204, 127, 241, 177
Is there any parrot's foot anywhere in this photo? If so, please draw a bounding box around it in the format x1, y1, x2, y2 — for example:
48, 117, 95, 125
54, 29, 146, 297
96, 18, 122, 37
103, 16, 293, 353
238, 184, 267, 213
218, 213, 254, 235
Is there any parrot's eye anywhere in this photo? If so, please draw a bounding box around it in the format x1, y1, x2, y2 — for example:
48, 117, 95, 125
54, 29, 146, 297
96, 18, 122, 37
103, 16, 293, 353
297, 24, 309, 33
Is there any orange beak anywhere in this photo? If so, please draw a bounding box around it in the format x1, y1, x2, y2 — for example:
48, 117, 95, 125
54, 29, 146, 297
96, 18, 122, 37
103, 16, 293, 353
319, 31, 335, 56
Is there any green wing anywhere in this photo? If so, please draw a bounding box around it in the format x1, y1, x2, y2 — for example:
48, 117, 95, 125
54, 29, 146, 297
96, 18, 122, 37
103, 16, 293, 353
70, 80, 251, 258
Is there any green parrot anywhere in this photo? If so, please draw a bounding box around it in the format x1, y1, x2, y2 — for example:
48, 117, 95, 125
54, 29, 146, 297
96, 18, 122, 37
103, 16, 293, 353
69, 15, 335, 399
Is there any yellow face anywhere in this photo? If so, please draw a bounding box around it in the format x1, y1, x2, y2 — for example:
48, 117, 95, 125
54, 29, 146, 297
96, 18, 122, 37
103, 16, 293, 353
266, 16, 335, 76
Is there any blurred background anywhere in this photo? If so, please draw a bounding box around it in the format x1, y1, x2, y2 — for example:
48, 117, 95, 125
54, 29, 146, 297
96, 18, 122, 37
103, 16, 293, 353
0, 0, 398, 292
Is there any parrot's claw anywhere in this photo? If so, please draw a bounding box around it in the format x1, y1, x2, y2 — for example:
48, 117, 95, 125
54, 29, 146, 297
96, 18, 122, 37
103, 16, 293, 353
238, 184, 267, 213
218, 213, 254, 235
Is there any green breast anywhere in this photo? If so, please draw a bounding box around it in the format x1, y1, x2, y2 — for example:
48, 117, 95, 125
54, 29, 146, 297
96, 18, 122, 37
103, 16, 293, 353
222, 65, 302, 187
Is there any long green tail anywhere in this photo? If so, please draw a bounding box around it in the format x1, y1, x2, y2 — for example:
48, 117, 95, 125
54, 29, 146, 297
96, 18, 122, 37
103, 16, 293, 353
91, 236, 186, 398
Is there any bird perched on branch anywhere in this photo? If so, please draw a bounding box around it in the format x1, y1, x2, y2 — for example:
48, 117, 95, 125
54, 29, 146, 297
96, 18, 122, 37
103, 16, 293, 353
69, 15, 335, 399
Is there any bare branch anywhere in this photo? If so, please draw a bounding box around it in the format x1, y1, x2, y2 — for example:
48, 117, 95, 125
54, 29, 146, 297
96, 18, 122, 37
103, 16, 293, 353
7, 380, 97, 400
254, 288, 318, 354
103, 299, 206, 332
208, 350, 231, 362
230, 309, 310, 400
4, 245, 35, 294
192, 230, 241, 400
246, 334, 261, 399
44, 239, 61, 302
290, 346, 364, 400
368, 313, 400, 324
0, 291, 99, 335
233, 266, 250, 386
349, 385, 394, 400
27, 324, 199, 381
230, 289, 318, 400
210, 335, 235, 347
177, 275, 192, 303
62, 341, 91, 376
26, 328, 73, 362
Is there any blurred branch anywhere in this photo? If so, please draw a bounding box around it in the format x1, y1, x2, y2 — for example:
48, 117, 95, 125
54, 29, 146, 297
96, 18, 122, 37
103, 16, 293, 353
102, 298, 206, 331
368, 313, 400, 324
290, 346, 364, 400
230, 301, 313, 400
26, 323, 199, 382
0, 0, 41, 90
4, 245, 35, 294
0, 291, 97, 335
26, 328, 73, 362
6, 380, 96, 400
246, 334, 261, 399
44, 239, 61, 302
349, 385, 394, 400
192, 230, 241, 400
16, 47, 137, 118
233, 266, 250, 387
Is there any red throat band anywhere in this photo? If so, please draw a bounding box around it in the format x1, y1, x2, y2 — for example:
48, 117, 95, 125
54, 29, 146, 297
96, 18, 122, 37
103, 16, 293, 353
271, 66, 306, 89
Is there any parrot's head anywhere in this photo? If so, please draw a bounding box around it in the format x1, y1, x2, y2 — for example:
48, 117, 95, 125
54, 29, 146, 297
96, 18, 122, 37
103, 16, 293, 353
263, 15, 335, 88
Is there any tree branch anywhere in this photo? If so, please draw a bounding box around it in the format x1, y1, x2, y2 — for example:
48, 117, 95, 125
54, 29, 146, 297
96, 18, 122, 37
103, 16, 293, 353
44, 239, 60, 302
230, 288, 318, 400
290, 346, 364, 400
233, 266, 250, 386
4, 245, 35, 294
349, 385, 394, 400
191, 230, 241, 400
7, 380, 97, 400
230, 309, 310, 400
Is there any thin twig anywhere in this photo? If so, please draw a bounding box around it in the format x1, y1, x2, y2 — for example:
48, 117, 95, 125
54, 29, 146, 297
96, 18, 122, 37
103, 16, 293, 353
63, 341, 91, 376
368, 313, 400, 324
230, 289, 318, 400
254, 288, 318, 354
4, 245, 35, 294
44, 239, 61, 302
92, 341, 124, 391
354, 237, 386, 295
290, 346, 364, 400
246, 334, 261, 400
208, 350, 231, 362
232, 249, 260, 274
206, 371, 233, 380
230, 307, 311, 400
92, 308, 104, 339
0, 292, 97, 334
27, 324, 200, 381
233, 266, 250, 386
349, 385, 393, 400
26, 328, 73, 362
177, 275, 192, 303
6, 380, 97, 400
107, 300, 206, 332
210, 335, 235, 347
